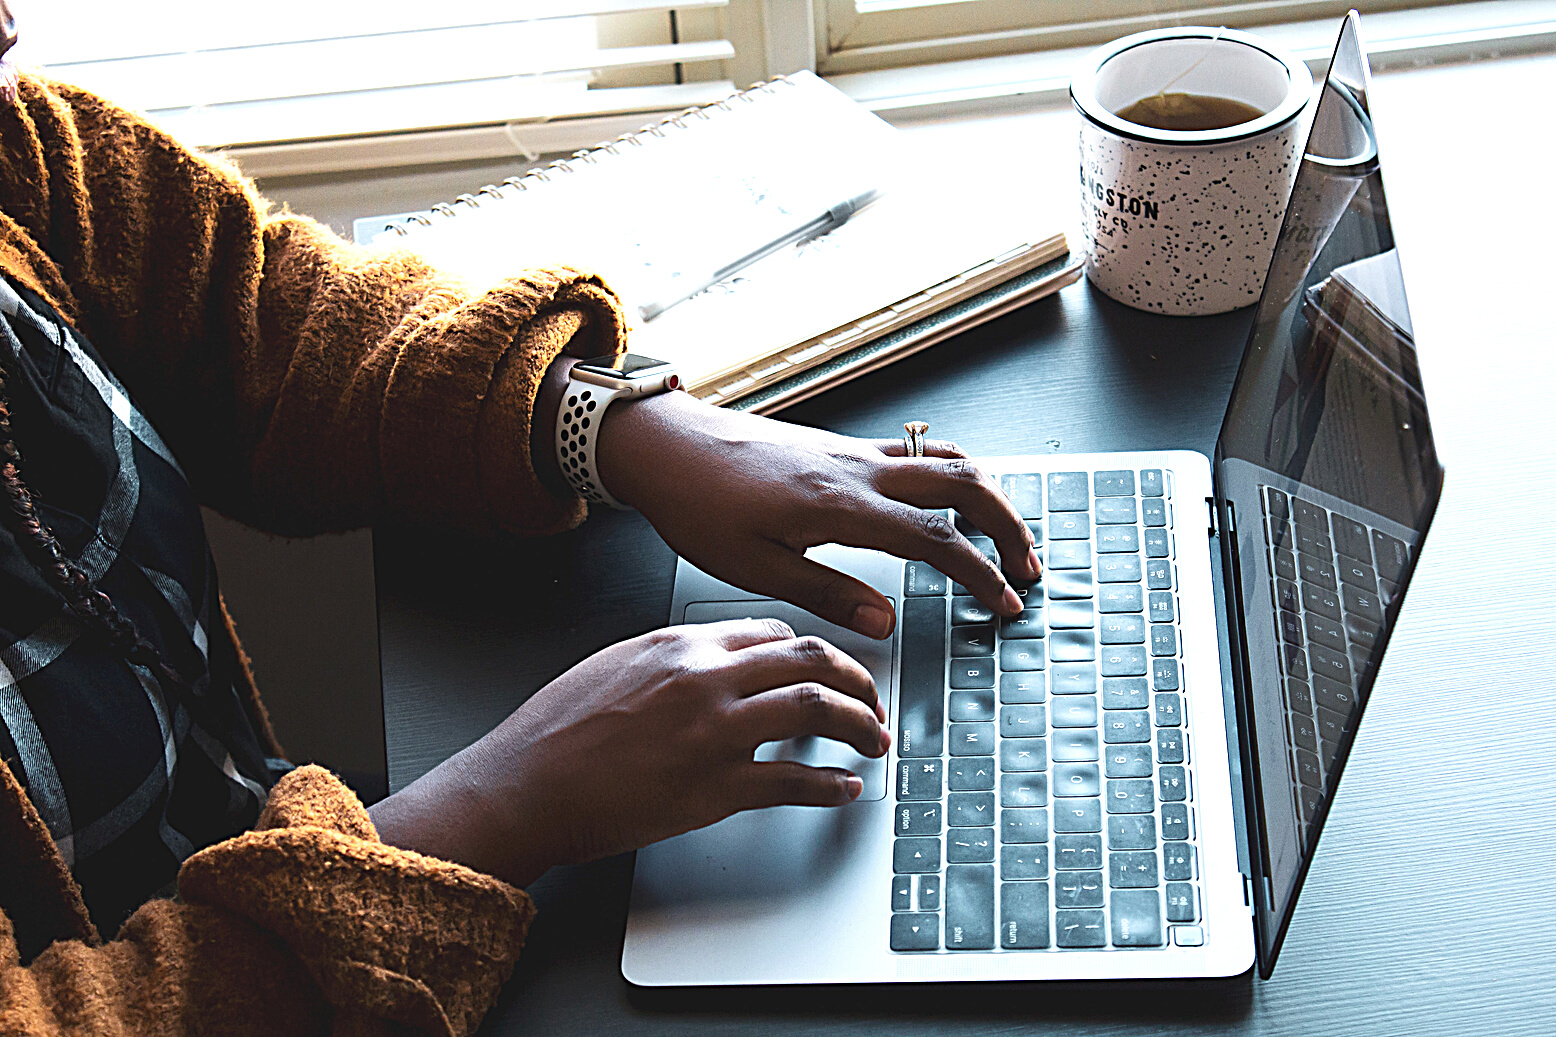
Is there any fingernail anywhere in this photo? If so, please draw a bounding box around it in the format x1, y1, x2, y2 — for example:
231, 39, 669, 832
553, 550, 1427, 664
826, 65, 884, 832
1027, 548, 1043, 579
844, 775, 864, 800
1002, 586, 1023, 614
853, 604, 893, 639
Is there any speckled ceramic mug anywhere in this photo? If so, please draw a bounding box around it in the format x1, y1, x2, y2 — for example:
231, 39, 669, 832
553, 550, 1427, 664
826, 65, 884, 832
1072, 28, 1313, 315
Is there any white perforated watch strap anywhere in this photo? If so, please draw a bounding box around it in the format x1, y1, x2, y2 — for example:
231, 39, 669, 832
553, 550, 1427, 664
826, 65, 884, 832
556, 379, 630, 509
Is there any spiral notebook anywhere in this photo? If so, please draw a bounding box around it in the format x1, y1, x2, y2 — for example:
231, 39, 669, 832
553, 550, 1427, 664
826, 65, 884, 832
354, 72, 1079, 411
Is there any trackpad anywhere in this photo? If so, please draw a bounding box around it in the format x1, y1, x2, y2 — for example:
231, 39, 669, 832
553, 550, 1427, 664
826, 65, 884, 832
682, 600, 895, 801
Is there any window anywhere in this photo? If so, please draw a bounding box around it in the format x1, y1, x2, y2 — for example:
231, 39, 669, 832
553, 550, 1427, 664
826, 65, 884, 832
9, 0, 737, 150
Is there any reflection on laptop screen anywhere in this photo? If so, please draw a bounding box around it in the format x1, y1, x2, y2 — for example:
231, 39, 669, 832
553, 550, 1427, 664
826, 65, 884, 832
1214, 15, 1443, 969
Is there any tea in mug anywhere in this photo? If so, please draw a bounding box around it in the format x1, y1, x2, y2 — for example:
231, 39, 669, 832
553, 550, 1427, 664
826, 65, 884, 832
1115, 92, 1267, 131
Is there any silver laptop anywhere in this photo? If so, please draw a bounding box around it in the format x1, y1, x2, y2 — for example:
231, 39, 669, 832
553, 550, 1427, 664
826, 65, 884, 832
623, 12, 1441, 984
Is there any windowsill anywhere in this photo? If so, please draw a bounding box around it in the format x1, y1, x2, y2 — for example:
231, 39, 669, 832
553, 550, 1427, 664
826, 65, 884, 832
829, 0, 1556, 117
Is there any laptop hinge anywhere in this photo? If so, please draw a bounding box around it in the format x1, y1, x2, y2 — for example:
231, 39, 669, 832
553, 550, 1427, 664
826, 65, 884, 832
1243, 874, 1256, 913
1205, 495, 1219, 538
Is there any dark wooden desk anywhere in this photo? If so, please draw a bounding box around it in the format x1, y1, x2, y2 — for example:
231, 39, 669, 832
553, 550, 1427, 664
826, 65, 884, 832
377, 55, 1556, 1037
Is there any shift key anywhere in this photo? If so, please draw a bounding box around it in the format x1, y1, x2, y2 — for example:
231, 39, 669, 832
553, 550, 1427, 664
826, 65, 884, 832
946, 865, 995, 949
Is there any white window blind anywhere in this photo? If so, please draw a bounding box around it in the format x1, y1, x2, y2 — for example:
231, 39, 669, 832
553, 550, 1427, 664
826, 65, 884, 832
9, 0, 737, 149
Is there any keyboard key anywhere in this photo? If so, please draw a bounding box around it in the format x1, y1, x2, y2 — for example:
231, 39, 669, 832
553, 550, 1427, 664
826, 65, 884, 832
1266, 486, 1289, 519
1048, 600, 1095, 629
1056, 909, 1107, 947
1159, 766, 1188, 802
903, 561, 948, 597
1156, 728, 1185, 763
1001, 474, 1044, 519
1047, 571, 1095, 599
1163, 844, 1195, 881
1097, 555, 1143, 583
1094, 470, 1136, 496
949, 792, 995, 827
1293, 498, 1328, 531
1145, 558, 1173, 589
1053, 799, 1101, 833
1002, 845, 1049, 880
897, 759, 943, 801
948, 756, 996, 791
1103, 710, 1152, 743
1050, 630, 1096, 662
896, 802, 941, 836
1150, 624, 1178, 657
1051, 696, 1098, 728
1276, 578, 1301, 613
1096, 525, 1140, 553
947, 829, 996, 863
1299, 555, 1337, 590
897, 597, 947, 758
1147, 591, 1175, 622
946, 865, 996, 950
1054, 763, 1100, 797
1001, 808, 1049, 843
1026, 519, 1045, 547
1316, 704, 1352, 742
1336, 556, 1376, 590
1304, 612, 1345, 652
1110, 851, 1159, 888
1139, 469, 1164, 496
1054, 834, 1102, 870
1000, 773, 1048, 807
949, 688, 995, 723
1312, 674, 1356, 715
952, 596, 995, 625
1000, 740, 1047, 772
1279, 609, 1304, 646
951, 658, 997, 688
1154, 693, 1182, 727
951, 624, 996, 657
1286, 677, 1313, 713
1055, 868, 1106, 911
950, 722, 996, 755
999, 608, 1045, 639
1095, 498, 1138, 525
1000, 704, 1047, 738
1100, 646, 1148, 677
1152, 658, 1180, 691
1110, 890, 1164, 946
1296, 527, 1333, 558
967, 536, 998, 565
1141, 498, 1167, 527
1001, 882, 1052, 949
1273, 548, 1298, 583
1105, 743, 1153, 778
918, 875, 941, 911
1144, 528, 1170, 557
1342, 584, 1383, 624
1289, 712, 1317, 751
893, 837, 941, 873
1051, 729, 1100, 762
1107, 778, 1155, 814
893, 875, 913, 911
1281, 642, 1309, 680
1049, 513, 1091, 539
1047, 472, 1089, 512
1296, 749, 1323, 788
1302, 581, 1342, 621
891, 913, 940, 950
1048, 541, 1092, 569
1372, 531, 1409, 582
1166, 883, 1197, 922
1000, 672, 1046, 703
1161, 803, 1190, 840
1108, 815, 1157, 850
1331, 515, 1371, 563
954, 511, 980, 536
1308, 643, 1352, 684
1099, 585, 1144, 613
1102, 677, 1149, 710
1051, 663, 1097, 695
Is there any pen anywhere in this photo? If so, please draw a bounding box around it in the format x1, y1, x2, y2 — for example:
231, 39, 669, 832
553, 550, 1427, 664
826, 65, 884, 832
638, 187, 881, 322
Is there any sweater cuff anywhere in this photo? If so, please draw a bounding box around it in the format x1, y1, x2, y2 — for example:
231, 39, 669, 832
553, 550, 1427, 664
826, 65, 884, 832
178, 766, 534, 1037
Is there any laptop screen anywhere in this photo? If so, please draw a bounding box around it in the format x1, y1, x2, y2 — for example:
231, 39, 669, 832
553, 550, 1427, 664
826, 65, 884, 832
1213, 13, 1443, 973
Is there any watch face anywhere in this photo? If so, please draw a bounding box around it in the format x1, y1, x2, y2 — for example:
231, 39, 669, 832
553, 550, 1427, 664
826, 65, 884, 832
575, 353, 670, 378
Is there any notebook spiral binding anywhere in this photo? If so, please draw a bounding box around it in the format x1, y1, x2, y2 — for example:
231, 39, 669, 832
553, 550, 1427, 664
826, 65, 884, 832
377, 76, 798, 239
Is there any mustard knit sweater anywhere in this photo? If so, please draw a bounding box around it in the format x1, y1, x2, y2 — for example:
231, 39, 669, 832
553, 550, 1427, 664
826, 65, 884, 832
0, 74, 627, 1035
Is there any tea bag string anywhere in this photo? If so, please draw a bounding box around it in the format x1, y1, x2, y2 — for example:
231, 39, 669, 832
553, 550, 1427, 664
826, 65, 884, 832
1152, 26, 1227, 103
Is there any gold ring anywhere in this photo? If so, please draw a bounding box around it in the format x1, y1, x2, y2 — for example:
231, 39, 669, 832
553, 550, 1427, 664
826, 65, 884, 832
903, 421, 929, 458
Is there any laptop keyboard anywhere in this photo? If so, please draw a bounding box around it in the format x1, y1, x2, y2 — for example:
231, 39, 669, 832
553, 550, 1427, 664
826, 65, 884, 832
1261, 486, 1407, 847
890, 469, 1203, 952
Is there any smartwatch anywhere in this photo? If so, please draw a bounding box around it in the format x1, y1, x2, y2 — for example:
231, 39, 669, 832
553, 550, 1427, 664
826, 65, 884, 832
555, 352, 681, 509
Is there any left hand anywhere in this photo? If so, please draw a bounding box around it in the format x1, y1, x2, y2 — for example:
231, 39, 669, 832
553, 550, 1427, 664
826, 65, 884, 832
595, 390, 1041, 639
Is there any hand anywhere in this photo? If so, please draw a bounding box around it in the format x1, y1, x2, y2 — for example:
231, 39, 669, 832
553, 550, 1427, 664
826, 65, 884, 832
595, 391, 1041, 639
369, 619, 889, 888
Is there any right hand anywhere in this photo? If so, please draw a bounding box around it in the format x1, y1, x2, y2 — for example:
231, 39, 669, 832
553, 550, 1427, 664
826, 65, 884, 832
369, 618, 890, 888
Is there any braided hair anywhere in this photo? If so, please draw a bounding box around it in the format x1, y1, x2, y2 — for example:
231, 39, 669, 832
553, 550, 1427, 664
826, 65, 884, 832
0, 356, 189, 696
